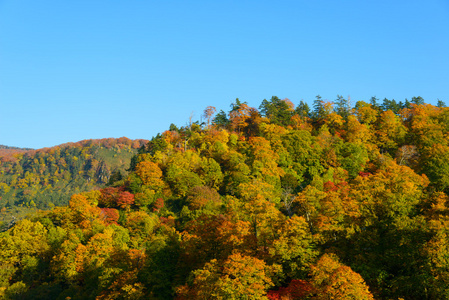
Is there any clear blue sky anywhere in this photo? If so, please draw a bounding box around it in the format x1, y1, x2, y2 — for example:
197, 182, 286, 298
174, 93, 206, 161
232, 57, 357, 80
1, 0, 448, 149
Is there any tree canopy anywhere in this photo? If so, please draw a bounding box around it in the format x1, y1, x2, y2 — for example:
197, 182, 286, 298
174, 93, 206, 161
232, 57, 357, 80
1, 96, 448, 299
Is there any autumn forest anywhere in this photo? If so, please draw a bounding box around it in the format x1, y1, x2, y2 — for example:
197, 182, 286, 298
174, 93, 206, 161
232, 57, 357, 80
1, 95, 449, 299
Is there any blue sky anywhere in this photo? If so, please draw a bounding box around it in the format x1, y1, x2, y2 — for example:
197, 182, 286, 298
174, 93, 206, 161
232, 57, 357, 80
1, 0, 448, 149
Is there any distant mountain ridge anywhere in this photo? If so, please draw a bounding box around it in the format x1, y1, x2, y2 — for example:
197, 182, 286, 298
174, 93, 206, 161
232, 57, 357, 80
0, 145, 34, 150
0, 137, 148, 212
0, 145, 34, 158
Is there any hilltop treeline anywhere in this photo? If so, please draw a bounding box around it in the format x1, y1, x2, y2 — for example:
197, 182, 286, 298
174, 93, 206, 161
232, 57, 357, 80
0, 145, 33, 158
0, 96, 448, 299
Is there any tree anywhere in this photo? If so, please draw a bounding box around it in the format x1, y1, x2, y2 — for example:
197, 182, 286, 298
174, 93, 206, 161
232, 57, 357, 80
165, 152, 203, 198
421, 201, 449, 299
267, 279, 314, 300
334, 95, 351, 120
117, 191, 135, 210
376, 110, 407, 154
134, 161, 164, 191
179, 213, 251, 273
230, 98, 246, 113
107, 170, 123, 186
421, 144, 449, 192
213, 110, 230, 128
203, 106, 217, 128
337, 142, 369, 179
268, 215, 317, 279
146, 134, 169, 156
411, 96, 425, 105
222, 150, 251, 196
248, 136, 285, 189
199, 157, 224, 190
406, 103, 447, 148
381, 98, 401, 114
310, 253, 374, 300
125, 211, 158, 247
98, 187, 121, 208
185, 185, 221, 211
259, 96, 294, 126
352, 162, 428, 228
229, 101, 253, 134
100, 208, 119, 225
50, 232, 83, 283
395, 145, 419, 167
345, 162, 430, 298
345, 115, 373, 145
354, 101, 378, 125
281, 130, 324, 186
437, 99, 446, 108
312, 95, 325, 120
295, 100, 310, 118
169, 123, 179, 132
369, 96, 380, 110
69, 193, 103, 226
177, 253, 278, 299
0, 219, 49, 269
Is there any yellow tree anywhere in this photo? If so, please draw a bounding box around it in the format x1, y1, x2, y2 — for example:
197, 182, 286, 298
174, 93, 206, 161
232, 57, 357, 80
354, 101, 378, 125
268, 215, 317, 279
50, 232, 84, 283
68, 193, 104, 233
248, 136, 285, 190
134, 161, 165, 190
375, 110, 407, 154
164, 150, 203, 198
346, 162, 430, 298
345, 115, 373, 145
421, 192, 449, 298
351, 162, 429, 228
310, 253, 374, 300
177, 253, 278, 300
294, 168, 360, 244
406, 103, 447, 148
228, 187, 284, 258
0, 219, 50, 295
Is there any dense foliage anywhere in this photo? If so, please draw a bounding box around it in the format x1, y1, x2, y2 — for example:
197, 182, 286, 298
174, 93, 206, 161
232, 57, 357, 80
0, 138, 147, 229
1, 96, 448, 299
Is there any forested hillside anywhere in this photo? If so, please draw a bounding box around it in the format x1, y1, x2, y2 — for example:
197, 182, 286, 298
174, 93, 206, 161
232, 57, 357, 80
0, 138, 148, 229
1, 96, 448, 299
0, 145, 34, 156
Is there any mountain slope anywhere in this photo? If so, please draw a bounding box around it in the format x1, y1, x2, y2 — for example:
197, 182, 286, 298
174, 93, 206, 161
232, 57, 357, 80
1, 98, 449, 299
0, 137, 148, 210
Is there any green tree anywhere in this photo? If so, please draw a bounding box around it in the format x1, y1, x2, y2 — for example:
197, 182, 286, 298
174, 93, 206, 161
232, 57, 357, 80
259, 96, 294, 126
295, 100, 310, 118
334, 95, 351, 120
213, 110, 230, 128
